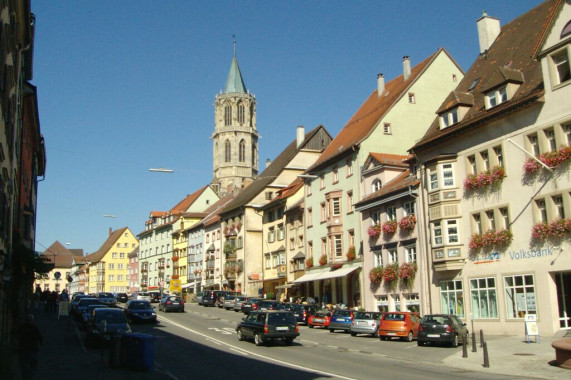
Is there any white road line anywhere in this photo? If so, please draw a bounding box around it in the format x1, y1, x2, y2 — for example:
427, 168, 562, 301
160, 315, 359, 380
230, 347, 250, 356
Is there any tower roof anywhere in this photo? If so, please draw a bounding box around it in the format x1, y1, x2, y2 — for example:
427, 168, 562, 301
224, 39, 247, 94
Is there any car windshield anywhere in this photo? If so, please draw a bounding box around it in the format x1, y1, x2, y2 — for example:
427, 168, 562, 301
315, 311, 330, 317
355, 312, 378, 319
138, 293, 149, 297
422, 315, 451, 325
267, 313, 296, 325
95, 312, 127, 324
79, 299, 100, 306
99, 293, 114, 298
335, 310, 351, 317
384, 313, 405, 321
130, 302, 152, 310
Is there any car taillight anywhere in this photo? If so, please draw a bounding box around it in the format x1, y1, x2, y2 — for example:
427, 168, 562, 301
445, 325, 454, 333
370, 321, 375, 326
181, 301, 184, 305
351, 320, 355, 326
264, 325, 269, 333
418, 324, 424, 331
295, 325, 299, 333
166, 301, 171, 305
303, 311, 307, 318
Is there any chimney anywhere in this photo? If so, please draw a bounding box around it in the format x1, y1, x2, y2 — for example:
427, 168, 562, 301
477, 11, 500, 54
377, 74, 385, 97
266, 158, 271, 168
109, 227, 112, 237
296, 125, 305, 148
403, 56, 411, 80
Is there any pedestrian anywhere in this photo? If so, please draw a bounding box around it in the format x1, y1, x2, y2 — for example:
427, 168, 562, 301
18, 314, 43, 380
49, 291, 57, 312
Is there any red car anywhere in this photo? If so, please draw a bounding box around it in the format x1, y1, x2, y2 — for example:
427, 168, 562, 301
308, 310, 332, 328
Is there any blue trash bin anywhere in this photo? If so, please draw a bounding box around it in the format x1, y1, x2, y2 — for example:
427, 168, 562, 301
123, 333, 155, 371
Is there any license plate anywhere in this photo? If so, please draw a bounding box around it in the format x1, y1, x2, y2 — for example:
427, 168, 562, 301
172, 302, 179, 305
387, 332, 397, 336
276, 326, 288, 331
427, 334, 440, 338
314, 319, 323, 323
358, 321, 367, 325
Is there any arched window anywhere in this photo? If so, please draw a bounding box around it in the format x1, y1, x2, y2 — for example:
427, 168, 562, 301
225, 140, 231, 162
252, 142, 257, 167
372, 179, 382, 193
237, 103, 245, 124
239, 140, 246, 162
224, 104, 232, 126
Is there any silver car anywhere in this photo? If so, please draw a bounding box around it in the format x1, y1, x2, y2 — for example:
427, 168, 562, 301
223, 295, 237, 310
350, 311, 384, 337
97, 292, 117, 307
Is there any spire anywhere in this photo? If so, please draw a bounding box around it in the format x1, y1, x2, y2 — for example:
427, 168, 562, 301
224, 35, 247, 94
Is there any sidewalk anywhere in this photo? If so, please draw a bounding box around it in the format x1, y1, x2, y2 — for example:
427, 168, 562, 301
19, 309, 174, 380
441, 333, 567, 379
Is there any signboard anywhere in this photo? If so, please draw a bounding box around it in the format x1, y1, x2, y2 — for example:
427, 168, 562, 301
170, 279, 181, 293
524, 314, 539, 343
54, 271, 61, 280
58, 301, 69, 320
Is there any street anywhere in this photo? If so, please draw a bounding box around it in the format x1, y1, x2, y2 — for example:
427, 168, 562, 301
94, 303, 530, 380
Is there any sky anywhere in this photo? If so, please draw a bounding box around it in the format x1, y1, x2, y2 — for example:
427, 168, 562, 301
32, 0, 543, 255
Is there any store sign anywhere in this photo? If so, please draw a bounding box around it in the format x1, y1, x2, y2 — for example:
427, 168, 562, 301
509, 246, 553, 261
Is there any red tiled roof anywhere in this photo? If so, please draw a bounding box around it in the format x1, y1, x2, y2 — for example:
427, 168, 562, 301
355, 170, 419, 207
170, 185, 210, 212
85, 227, 129, 263
40, 241, 76, 268
368, 153, 411, 168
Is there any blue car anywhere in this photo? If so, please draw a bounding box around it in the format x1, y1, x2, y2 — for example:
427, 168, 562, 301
328, 309, 354, 333
124, 300, 157, 323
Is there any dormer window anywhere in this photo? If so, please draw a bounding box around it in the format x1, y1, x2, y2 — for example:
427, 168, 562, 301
486, 85, 508, 108
549, 47, 571, 87
440, 108, 459, 129
372, 179, 382, 193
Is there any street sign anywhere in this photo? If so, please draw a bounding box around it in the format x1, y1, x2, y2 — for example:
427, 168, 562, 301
54, 271, 61, 280
170, 279, 181, 293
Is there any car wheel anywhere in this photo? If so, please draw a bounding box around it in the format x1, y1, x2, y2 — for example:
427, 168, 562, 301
284, 338, 294, 346
451, 334, 459, 348
406, 331, 413, 342
254, 333, 264, 346
350, 332, 357, 337
373, 329, 380, 338
329, 329, 334, 333
309, 324, 314, 328
237, 328, 244, 341
380, 336, 386, 341
417, 340, 424, 346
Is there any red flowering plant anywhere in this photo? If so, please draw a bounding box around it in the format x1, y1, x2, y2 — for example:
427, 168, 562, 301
319, 254, 328, 266
368, 223, 382, 240
382, 263, 399, 290
399, 262, 417, 286
524, 146, 571, 175
531, 218, 571, 240
469, 229, 513, 251
368, 267, 384, 285
398, 214, 416, 233
382, 220, 398, 236
346, 246, 356, 261
464, 166, 505, 191
305, 257, 314, 268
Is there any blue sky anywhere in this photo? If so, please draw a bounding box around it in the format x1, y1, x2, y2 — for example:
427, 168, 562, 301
32, 0, 542, 254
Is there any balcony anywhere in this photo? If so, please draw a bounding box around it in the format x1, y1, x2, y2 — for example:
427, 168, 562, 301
141, 267, 148, 272
158, 263, 165, 269
433, 247, 465, 271
206, 260, 215, 270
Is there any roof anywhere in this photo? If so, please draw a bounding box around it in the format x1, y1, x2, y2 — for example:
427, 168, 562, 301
411, 0, 557, 151
220, 125, 330, 215
41, 241, 77, 268
170, 185, 210, 212
366, 153, 411, 169
224, 46, 247, 94
355, 170, 419, 208
307, 49, 450, 172
85, 227, 129, 264
260, 177, 304, 211
186, 194, 236, 230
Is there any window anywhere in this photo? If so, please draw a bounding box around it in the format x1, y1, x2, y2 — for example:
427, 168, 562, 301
346, 159, 353, 177
499, 207, 510, 229
347, 191, 354, 213
108, 263, 114, 269
430, 172, 439, 191
307, 208, 313, 227
440, 108, 459, 128
319, 174, 325, 189
371, 211, 381, 224
486, 85, 507, 108
470, 277, 498, 319
277, 224, 285, 241
332, 167, 339, 183
112, 253, 118, 259
388, 248, 398, 264
432, 222, 442, 245
239, 140, 246, 162
545, 128, 557, 151
386, 206, 397, 221
306, 183, 312, 196
472, 213, 482, 234
554, 195, 565, 218
109, 275, 115, 282
432, 220, 459, 245
404, 245, 416, 263
118, 264, 124, 270
408, 92, 415, 103
528, 134, 539, 156
504, 275, 536, 319
268, 227, 275, 243
536, 199, 547, 223
403, 201, 415, 216
480, 151, 489, 171
467, 155, 476, 175
330, 197, 341, 216
225, 140, 231, 162
550, 48, 571, 86
428, 163, 455, 191
237, 103, 245, 124
373, 249, 383, 267
564, 123, 571, 145
383, 123, 392, 134
334, 235, 343, 258
486, 210, 495, 231
440, 280, 464, 317
265, 254, 271, 269
120, 253, 125, 259
320, 203, 326, 222
224, 104, 232, 126
372, 179, 382, 193
447, 220, 459, 243
442, 164, 455, 187
118, 275, 124, 281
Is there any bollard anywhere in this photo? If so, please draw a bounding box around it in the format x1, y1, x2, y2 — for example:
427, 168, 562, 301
480, 329, 484, 348
483, 341, 490, 368
471, 330, 477, 353
462, 333, 468, 358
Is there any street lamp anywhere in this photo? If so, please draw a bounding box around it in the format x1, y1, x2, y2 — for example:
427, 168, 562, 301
149, 167, 174, 173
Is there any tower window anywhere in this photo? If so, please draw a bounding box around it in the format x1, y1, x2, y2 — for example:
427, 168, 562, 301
224, 105, 232, 126
238, 103, 245, 124
225, 140, 231, 162
239, 140, 246, 162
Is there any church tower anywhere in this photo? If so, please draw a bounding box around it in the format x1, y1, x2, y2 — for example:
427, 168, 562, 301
211, 40, 258, 197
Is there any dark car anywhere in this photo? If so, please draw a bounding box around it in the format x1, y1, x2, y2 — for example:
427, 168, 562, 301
350, 311, 384, 337
124, 300, 157, 323
329, 309, 354, 333
288, 304, 319, 325
75, 297, 102, 319
202, 290, 238, 307
159, 295, 185, 313
97, 292, 117, 307
241, 297, 262, 314
256, 300, 286, 311
236, 310, 299, 346
149, 291, 161, 303
81, 304, 109, 328
71, 294, 91, 315
85, 308, 131, 346
116, 293, 129, 303
417, 314, 469, 347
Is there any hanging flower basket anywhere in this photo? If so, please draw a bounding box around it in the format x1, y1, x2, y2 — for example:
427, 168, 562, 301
305, 257, 314, 268
171, 274, 179, 280
319, 254, 328, 266
368, 224, 382, 240
383, 263, 399, 289
346, 246, 356, 261
382, 220, 397, 236
469, 229, 513, 251
172, 256, 180, 262
524, 146, 571, 175
331, 263, 343, 270
398, 214, 416, 233
399, 262, 417, 285
464, 166, 505, 191
368, 267, 384, 284
531, 218, 571, 240
193, 269, 200, 275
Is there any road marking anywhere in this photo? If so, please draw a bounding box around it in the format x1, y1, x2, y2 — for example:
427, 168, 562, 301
230, 347, 250, 356
208, 327, 234, 335
160, 315, 359, 380
206, 338, 222, 345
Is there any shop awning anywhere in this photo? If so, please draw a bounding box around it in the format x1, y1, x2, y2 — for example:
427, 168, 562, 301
315, 265, 361, 281
275, 283, 294, 289
292, 272, 324, 283
181, 283, 194, 289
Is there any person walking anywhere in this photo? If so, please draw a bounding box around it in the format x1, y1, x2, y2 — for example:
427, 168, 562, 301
18, 314, 43, 380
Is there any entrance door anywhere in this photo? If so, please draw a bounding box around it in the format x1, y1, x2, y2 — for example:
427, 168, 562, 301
556, 272, 571, 329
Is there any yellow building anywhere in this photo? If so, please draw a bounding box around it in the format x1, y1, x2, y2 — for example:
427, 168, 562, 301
172, 213, 206, 291
85, 227, 139, 294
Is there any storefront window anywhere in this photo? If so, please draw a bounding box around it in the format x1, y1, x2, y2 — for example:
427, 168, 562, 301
440, 280, 464, 317
470, 277, 498, 318
504, 275, 536, 319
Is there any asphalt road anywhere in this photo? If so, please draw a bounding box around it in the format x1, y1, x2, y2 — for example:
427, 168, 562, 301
110, 303, 531, 380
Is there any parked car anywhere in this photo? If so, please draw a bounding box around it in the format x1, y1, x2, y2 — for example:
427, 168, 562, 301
223, 295, 237, 310
71, 294, 91, 315
196, 291, 204, 305
288, 304, 319, 325
308, 310, 331, 328
378, 312, 421, 342
115, 293, 129, 303
329, 309, 354, 333
97, 292, 117, 307
417, 314, 469, 347
350, 311, 384, 337
130, 291, 151, 302
202, 290, 238, 307
232, 296, 248, 312
149, 291, 161, 303
241, 297, 262, 314
159, 295, 185, 312
256, 300, 284, 311
85, 308, 131, 346
236, 310, 299, 346
124, 300, 157, 323
75, 297, 102, 319
81, 304, 109, 328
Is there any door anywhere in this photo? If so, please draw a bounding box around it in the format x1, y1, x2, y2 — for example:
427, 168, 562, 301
556, 272, 571, 329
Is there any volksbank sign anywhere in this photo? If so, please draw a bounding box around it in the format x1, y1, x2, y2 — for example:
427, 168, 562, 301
509, 246, 553, 260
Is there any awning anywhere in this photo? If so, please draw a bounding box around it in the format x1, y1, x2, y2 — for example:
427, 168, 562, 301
275, 283, 295, 289
315, 265, 361, 281
292, 272, 324, 283
181, 283, 194, 289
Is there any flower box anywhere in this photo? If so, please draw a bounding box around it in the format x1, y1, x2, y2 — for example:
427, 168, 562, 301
469, 229, 513, 250
346, 246, 356, 261
383, 263, 399, 289
305, 258, 314, 268
464, 166, 505, 191
524, 146, 571, 175
398, 214, 416, 233
399, 262, 417, 284
368, 224, 382, 240
531, 218, 571, 240
382, 220, 397, 236
369, 267, 383, 284
319, 254, 327, 266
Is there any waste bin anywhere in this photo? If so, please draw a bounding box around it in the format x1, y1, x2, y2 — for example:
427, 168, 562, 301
109, 335, 123, 368
123, 333, 155, 371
